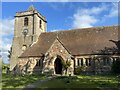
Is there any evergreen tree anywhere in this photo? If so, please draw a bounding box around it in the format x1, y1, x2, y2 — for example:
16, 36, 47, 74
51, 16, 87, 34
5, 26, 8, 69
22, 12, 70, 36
112, 59, 120, 74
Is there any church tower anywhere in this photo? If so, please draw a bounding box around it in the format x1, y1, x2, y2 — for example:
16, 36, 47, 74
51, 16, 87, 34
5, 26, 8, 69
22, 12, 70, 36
10, 5, 47, 70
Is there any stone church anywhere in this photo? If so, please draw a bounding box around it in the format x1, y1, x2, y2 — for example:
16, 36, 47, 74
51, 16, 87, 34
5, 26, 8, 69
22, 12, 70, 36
10, 6, 120, 75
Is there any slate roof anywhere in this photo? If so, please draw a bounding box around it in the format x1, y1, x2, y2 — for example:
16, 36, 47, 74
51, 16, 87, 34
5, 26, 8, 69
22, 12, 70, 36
20, 25, 119, 58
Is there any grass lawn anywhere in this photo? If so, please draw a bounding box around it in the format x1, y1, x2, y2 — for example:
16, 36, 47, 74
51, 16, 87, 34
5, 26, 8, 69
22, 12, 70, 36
38, 75, 120, 90
2, 72, 46, 90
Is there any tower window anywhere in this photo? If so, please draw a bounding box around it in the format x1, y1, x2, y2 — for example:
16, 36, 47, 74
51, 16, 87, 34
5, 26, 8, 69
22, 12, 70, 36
39, 20, 42, 28
24, 17, 28, 26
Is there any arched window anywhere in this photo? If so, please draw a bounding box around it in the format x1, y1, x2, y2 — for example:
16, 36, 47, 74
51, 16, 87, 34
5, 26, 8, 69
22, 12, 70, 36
24, 17, 28, 26
39, 20, 42, 28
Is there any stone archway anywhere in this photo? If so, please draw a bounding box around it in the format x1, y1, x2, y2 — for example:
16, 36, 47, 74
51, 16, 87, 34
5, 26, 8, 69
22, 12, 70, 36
54, 58, 62, 74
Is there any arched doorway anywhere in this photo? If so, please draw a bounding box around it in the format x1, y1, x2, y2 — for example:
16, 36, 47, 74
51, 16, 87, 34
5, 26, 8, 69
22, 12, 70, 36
54, 58, 62, 74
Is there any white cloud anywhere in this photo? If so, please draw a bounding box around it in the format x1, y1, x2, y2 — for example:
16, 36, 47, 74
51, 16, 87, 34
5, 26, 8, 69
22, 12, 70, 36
72, 4, 107, 28
50, 28, 66, 32
0, 38, 11, 63
100, 3, 118, 24
72, 3, 118, 29
0, 18, 14, 63
107, 3, 118, 18
79, 4, 107, 15
0, 18, 14, 36
0, 38, 11, 52
73, 14, 98, 28
50, 29, 58, 32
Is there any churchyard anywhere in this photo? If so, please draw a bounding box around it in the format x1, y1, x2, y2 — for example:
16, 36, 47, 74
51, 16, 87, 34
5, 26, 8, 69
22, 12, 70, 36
38, 75, 120, 90
2, 73, 46, 89
2, 64, 46, 90
1, 67, 120, 90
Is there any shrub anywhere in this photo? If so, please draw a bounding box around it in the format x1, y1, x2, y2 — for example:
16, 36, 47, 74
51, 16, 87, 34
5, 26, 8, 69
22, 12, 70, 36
62, 60, 71, 74
74, 66, 87, 75
111, 59, 120, 74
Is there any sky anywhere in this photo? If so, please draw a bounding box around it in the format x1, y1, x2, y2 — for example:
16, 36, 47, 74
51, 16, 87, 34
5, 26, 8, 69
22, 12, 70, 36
1, 2, 118, 64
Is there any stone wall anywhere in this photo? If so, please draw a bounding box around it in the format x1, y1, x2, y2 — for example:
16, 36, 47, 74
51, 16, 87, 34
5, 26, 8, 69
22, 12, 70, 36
74, 55, 120, 74
10, 9, 46, 71
17, 57, 42, 74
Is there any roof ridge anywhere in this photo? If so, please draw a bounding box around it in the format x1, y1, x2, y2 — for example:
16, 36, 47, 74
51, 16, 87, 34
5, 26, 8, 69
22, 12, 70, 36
42, 25, 118, 34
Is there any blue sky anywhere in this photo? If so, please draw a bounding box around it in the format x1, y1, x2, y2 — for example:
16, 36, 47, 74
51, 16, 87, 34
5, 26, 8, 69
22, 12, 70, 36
1, 2, 118, 63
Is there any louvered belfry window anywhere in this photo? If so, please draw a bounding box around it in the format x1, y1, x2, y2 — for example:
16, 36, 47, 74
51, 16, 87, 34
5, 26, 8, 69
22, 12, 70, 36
24, 17, 28, 26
